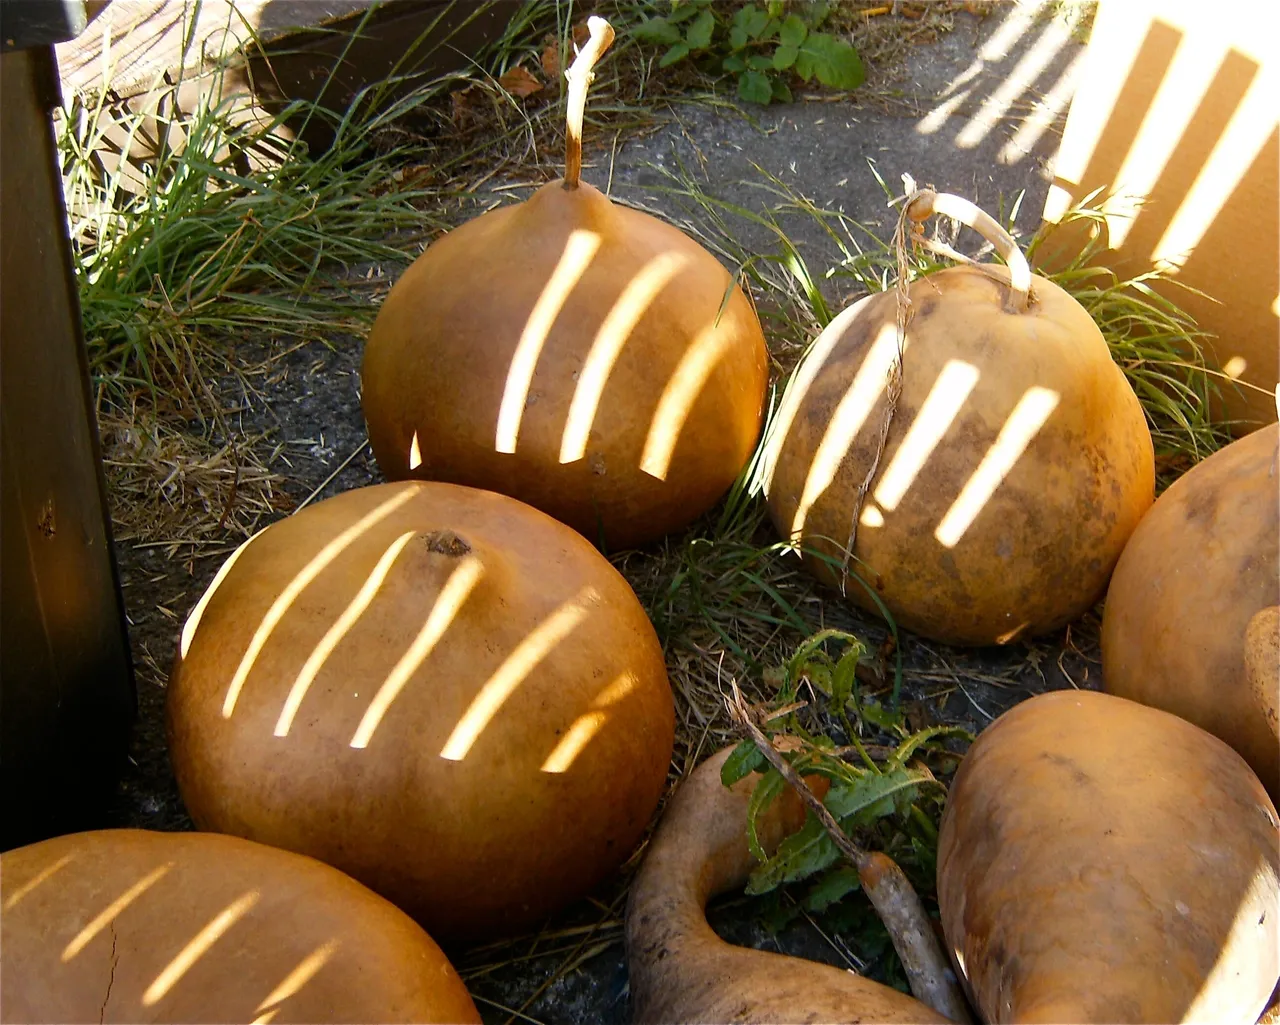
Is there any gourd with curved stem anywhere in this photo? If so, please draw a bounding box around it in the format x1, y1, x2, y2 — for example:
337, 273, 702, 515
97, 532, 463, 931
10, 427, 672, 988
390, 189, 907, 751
361, 17, 769, 551
763, 188, 1154, 646
626, 747, 953, 1025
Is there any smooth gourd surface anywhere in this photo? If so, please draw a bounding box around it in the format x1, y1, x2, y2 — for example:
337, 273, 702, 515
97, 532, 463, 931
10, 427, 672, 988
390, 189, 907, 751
168, 481, 674, 944
937, 689, 1280, 1023
362, 180, 769, 549
765, 265, 1154, 646
0, 829, 480, 1024
1102, 424, 1279, 797
626, 746, 949, 1025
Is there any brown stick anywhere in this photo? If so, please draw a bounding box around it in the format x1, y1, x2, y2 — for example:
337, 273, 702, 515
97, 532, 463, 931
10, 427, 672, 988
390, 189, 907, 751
725, 685, 973, 1023
562, 16, 615, 190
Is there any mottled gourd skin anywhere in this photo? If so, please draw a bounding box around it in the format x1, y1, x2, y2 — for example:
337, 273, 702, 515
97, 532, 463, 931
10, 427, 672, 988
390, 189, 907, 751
167, 481, 674, 945
765, 265, 1154, 647
362, 180, 769, 550
0, 829, 481, 1024
1102, 424, 1280, 798
937, 690, 1280, 1024
626, 747, 949, 1025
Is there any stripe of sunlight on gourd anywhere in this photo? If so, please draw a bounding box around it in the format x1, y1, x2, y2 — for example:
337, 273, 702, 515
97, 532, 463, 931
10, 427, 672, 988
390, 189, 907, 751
953, 9, 1079, 153
61, 863, 173, 961
540, 670, 637, 774
220, 487, 418, 719
639, 303, 742, 481
933, 385, 1059, 548
495, 228, 601, 455
274, 530, 418, 738
143, 891, 260, 1006
860, 359, 981, 529
1190, 854, 1280, 1022
787, 320, 903, 538
348, 554, 484, 750
3, 854, 74, 911
759, 302, 854, 500
916, 0, 1046, 138
559, 252, 690, 464
439, 585, 599, 761
249, 941, 341, 1025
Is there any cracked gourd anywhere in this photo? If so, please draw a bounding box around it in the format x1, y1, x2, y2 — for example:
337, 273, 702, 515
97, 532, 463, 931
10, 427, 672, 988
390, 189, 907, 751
361, 18, 767, 550
937, 689, 1280, 1023
0, 829, 480, 1024
763, 191, 1154, 646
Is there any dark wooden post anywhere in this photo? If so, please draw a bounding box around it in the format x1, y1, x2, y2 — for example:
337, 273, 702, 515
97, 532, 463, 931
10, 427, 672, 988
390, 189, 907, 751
1, 2, 135, 850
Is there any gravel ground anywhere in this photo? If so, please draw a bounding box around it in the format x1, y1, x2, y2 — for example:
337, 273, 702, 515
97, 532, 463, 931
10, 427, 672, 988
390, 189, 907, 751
103, 6, 1094, 1022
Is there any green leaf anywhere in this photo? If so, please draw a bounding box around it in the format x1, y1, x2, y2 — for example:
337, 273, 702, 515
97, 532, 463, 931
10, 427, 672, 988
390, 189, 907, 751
859, 696, 904, 731
667, 1, 705, 25
825, 766, 930, 824
737, 69, 774, 105
728, 25, 749, 50
632, 16, 681, 44
887, 725, 973, 770
772, 44, 798, 70
685, 9, 716, 50
794, 33, 865, 89
830, 642, 864, 711
771, 78, 794, 102
803, 0, 832, 27
723, 53, 747, 72
734, 3, 773, 39
779, 13, 808, 47
720, 739, 766, 786
748, 53, 775, 71
746, 813, 841, 893
804, 865, 861, 912
766, 0, 785, 17
745, 767, 786, 860
659, 41, 690, 67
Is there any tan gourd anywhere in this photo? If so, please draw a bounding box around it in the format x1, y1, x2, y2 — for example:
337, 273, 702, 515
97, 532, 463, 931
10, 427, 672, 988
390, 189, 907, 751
167, 481, 674, 944
0, 829, 480, 1024
764, 191, 1154, 646
1102, 424, 1280, 798
361, 18, 768, 550
626, 747, 951, 1024
937, 689, 1280, 1023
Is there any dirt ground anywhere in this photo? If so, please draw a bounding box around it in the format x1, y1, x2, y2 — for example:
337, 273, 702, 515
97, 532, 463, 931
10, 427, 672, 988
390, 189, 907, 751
103, 6, 1097, 1022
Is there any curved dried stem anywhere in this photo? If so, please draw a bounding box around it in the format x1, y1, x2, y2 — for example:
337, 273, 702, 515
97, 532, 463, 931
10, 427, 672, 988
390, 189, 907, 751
905, 189, 1032, 314
563, 16, 615, 190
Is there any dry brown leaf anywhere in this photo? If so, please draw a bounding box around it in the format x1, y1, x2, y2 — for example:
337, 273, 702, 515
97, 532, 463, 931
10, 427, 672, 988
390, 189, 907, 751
450, 83, 483, 125
541, 39, 561, 78
499, 66, 543, 99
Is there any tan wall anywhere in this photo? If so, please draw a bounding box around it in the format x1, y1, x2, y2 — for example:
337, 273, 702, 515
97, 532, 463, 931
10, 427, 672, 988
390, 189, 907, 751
1042, 0, 1278, 432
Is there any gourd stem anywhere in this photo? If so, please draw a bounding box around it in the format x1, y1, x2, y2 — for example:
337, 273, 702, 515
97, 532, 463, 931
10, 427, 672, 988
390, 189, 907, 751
563, 16, 615, 190
905, 190, 1032, 314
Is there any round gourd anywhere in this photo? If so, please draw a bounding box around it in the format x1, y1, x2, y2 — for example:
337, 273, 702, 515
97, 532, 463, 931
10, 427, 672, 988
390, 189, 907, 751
361, 19, 768, 550
1102, 424, 1279, 797
764, 191, 1154, 646
626, 747, 949, 1024
167, 480, 674, 944
0, 829, 480, 1024
937, 689, 1280, 1023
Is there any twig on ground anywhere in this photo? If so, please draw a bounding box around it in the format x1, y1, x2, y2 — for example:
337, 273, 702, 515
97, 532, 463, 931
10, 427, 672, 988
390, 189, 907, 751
725, 681, 972, 1023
